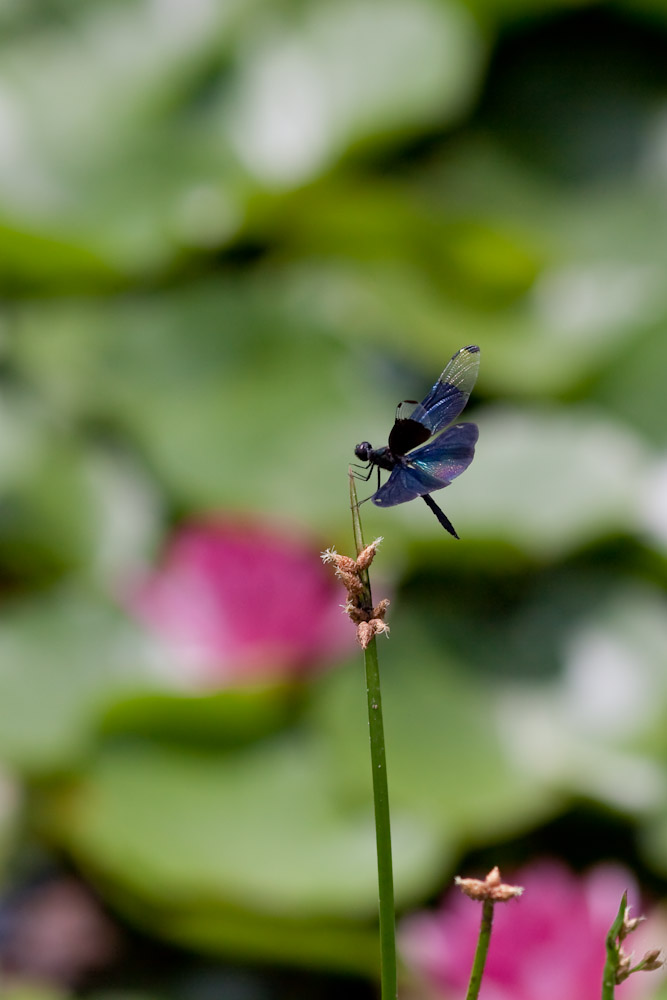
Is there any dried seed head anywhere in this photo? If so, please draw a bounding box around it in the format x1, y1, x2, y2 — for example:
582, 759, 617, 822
321, 548, 357, 573
455, 866, 524, 903
356, 538, 383, 571
339, 571, 365, 597
372, 598, 391, 619
321, 538, 389, 646
357, 618, 390, 649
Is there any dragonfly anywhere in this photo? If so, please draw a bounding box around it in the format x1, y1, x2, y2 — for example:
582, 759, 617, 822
354, 345, 480, 538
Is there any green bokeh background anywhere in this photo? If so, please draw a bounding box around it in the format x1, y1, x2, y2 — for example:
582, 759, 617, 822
2, 1, 667, 997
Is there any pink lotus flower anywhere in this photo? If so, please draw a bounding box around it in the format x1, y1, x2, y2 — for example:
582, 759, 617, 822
400, 860, 661, 1000
129, 518, 354, 685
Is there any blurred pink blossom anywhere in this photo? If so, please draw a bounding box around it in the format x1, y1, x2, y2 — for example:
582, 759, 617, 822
129, 518, 354, 685
400, 860, 660, 1000
0, 877, 119, 988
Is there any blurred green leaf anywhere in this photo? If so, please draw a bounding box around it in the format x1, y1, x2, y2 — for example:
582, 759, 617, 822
494, 582, 667, 813
592, 322, 667, 447
0, 0, 484, 278
449, 405, 652, 556
0, 766, 20, 875
51, 735, 440, 914
0, 0, 249, 277
43, 732, 441, 970
13, 287, 655, 558
0, 222, 121, 290
0, 988, 68, 1000
275, 175, 542, 307
0, 387, 96, 580
2, 2, 667, 989
99, 686, 297, 750
12, 281, 393, 538
0, 589, 166, 773
312, 620, 559, 843
108, 888, 381, 976
0, 385, 161, 584
39, 615, 560, 968
223, 0, 483, 186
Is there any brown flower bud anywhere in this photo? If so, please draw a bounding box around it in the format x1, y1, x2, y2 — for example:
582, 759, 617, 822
639, 949, 663, 972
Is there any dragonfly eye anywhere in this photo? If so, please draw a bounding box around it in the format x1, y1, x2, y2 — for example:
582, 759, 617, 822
355, 442, 372, 461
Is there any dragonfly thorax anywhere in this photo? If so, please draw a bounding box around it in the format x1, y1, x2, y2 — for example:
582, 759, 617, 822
354, 442, 396, 472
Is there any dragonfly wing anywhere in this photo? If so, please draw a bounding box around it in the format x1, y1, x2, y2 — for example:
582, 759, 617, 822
409, 345, 480, 435
372, 463, 446, 508
408, 422, 478, 483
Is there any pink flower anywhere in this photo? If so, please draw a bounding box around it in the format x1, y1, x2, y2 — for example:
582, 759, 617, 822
128, 518, 354, 685
400, 860, 660, 1000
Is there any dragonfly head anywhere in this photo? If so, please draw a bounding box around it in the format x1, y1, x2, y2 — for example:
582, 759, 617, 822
354, 441, 373, 462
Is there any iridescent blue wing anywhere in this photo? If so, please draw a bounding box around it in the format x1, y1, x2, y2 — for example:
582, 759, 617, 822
408, 421, 478, 482
372, 423, 478, 508
408, 345, 480, 435
371, 463, 443, 508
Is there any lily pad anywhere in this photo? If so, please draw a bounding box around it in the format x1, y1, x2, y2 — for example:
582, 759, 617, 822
448, 405, 652, 557
494, 582, 667, 814
311, 620, 559, 843
0, 589, 165, 773
43, 732, 442, 970
224, 0, 483, 186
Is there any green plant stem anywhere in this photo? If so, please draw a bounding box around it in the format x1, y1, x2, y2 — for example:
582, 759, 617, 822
601, 946, 617, 998
601, 893, 627, 1000
465, 900, 495, 1000
349, 473, 397, 1000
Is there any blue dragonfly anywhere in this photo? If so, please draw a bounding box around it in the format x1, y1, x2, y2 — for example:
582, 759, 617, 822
354, 345, 480, 538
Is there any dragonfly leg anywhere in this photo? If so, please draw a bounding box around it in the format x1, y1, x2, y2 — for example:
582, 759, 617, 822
350, 462, 375, 482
